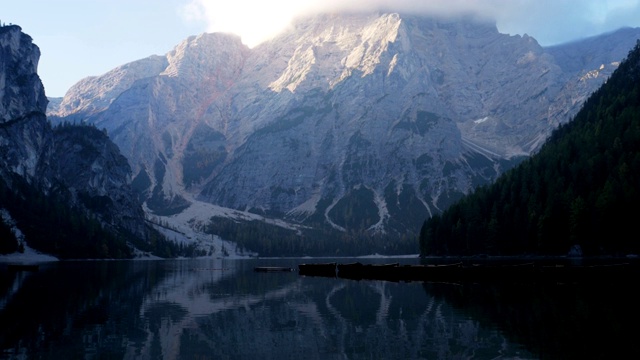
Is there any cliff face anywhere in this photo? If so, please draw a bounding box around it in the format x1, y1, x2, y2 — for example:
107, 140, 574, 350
0, 25, 149, 253
46, 13, 640, 236
47, 125, 146, 237
0, 26, 47, 122
0, 25, 50, 180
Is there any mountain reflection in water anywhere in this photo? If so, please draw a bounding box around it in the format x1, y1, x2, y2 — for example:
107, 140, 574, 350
1, 259, 638, 359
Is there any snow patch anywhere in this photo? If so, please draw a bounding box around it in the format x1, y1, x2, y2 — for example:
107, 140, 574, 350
146, 197, 306, 258
0, 244, 59, 263
461, 137, 503, 158
287, 192, 320, 218
323, 198, 347, 232
367, 189, 389, 233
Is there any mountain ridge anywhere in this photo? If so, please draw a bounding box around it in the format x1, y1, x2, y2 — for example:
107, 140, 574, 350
45, 13, 640, 254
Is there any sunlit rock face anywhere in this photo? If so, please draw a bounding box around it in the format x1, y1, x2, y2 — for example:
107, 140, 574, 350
0, 25, 147, 240
47, 13, 640, 235
51, 55, 169, 122
51, 32, 250, 215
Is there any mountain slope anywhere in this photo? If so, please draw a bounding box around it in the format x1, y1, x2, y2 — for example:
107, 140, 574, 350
46, 13, 640, 252
0, 25, 170, 258
420, 40, 640, 256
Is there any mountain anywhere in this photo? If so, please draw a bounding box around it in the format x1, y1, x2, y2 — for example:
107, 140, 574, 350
419, 40, 640, 256
0, 25, 167, 258
46, 13, 640, 255
545, 27, 640, 74
1, 26, 49, 179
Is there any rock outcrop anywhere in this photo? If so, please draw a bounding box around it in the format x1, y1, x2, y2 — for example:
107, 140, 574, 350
0, 25, 50, 180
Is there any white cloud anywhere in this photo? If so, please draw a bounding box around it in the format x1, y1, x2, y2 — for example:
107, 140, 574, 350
183, 0, 507, 47
183, 0, 308, 47
183, 0, 640, 47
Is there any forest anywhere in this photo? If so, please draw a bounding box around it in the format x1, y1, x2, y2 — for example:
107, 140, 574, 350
420, 40, 640, 257
0, 124, 201, 259
206, 216, 417, 257
0, 174, 133, 258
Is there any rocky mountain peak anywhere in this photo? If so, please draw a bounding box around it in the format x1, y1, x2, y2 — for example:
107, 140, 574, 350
161, 32, 248, 79
267, 13, 403, 92
49, 55, 169, 120
1, 24, 49, 179
0, 25, 46, 123
45, 12, 640, 243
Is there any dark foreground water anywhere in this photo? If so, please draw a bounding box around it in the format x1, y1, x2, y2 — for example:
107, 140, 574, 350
1, 258, 639, 359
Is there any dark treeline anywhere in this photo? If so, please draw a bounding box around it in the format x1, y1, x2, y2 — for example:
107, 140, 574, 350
207, 216, 417, 257
0, 173, 196, 259
0, 175, 132, 258
420, 40, 640, 257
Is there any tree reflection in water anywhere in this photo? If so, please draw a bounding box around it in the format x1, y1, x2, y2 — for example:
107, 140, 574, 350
426, 280, 640, 359
3, 259, 636, 359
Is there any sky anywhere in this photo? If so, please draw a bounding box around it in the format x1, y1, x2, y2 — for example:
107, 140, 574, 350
3, 0, 640, 97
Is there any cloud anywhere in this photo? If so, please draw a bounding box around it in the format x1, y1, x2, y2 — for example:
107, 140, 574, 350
182, 0, 307, 47
183, 0, 640, 47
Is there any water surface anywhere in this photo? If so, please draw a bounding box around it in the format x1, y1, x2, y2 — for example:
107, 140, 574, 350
1, 259, 638, 359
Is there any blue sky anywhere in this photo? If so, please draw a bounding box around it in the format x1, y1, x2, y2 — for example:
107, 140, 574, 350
4, 0, 640, 97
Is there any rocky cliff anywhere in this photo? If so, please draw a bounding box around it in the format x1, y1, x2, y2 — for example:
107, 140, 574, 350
47, 124, 147, 237
0, 25, 50, 180
46, 13, 640, 240
0, 25, 151, 256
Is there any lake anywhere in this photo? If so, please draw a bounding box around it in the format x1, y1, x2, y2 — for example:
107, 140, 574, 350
1, 258, 639, 359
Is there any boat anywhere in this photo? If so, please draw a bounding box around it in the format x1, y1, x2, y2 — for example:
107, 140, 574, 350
298, 262, 337, 277
7, 264, 39, 272
254, 266, 293, 272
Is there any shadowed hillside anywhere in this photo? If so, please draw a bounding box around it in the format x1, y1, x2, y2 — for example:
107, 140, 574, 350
420, 41, 640, 257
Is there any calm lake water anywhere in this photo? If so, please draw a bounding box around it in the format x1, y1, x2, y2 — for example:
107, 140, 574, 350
1, 258, 639, 359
